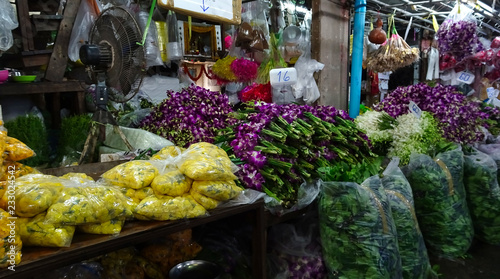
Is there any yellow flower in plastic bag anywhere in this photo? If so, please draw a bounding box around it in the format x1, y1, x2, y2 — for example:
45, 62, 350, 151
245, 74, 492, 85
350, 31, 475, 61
0, 181, 6, 200
189, 188, 219, 210
134, 187, 154, 201
178, 143, 237, 181
0, 162, 36, 181
14, 182, 64, 217
0, 131, 6, 167
191, 180, 242, 201
4, 136, 35, 161
45, 186, 133, 225
18, 213, 75, 247
79, 219, 125, 235
134, 195, 206, 221
151, 146, 184, 160
60, 172, 95, 184
0, 208, 22, 268
102, 161, 159, 189
151, 170, 192, 196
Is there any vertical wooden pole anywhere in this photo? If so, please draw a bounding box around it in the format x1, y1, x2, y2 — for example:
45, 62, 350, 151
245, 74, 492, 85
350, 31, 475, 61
311, 0, 350, 110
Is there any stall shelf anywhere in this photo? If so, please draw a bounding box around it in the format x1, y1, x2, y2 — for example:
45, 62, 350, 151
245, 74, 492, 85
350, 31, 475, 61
0, 201, 266, 279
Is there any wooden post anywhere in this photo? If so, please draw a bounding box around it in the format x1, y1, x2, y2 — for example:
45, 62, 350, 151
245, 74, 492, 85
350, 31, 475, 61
311, 0, 350, 110
45, 0, 82, 81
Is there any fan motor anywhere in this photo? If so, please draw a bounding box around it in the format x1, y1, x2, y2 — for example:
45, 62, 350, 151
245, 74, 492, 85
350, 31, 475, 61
79, 43, 113, 69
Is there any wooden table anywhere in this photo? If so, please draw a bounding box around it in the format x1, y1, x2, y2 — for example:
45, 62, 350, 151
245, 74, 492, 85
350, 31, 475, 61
0, 201, 266, 279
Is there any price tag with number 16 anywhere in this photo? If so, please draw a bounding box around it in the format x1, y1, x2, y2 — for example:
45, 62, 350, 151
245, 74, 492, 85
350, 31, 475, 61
270, 68, 297, 88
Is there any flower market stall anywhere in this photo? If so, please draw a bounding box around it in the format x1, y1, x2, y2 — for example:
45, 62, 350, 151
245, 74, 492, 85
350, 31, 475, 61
2, 0, 500, 278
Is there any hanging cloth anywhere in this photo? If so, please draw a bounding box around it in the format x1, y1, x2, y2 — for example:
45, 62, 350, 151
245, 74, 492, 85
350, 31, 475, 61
426, 47, 440, 80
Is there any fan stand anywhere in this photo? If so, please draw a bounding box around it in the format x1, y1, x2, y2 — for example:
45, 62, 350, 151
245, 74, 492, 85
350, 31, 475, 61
78, 74, 134, 165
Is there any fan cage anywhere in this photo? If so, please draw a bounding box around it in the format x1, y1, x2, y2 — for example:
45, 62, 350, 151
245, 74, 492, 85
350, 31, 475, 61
88, 7, 146, 102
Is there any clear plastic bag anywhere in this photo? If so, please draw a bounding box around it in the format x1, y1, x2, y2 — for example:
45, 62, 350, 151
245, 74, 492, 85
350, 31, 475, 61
189, 188, 220, 210
292, 44, 324, 104
60, 172, 95, 184
382, 158, 433, 279
18, 212, 75, 247
68, 0, 99, 62
40, 261, 103, 279
166, 11, 182, 60
101, 160, 159, 189
463, 147, 500, 245
176, 142, 238, 181
78, 219, 125, 235
4, 136, 35, 161
136, 10, 163, 67
151, 169, 192, 196
191, 180, 241, 201
318, 176, 402, 278
151, 145, 184, 160
45, 185, 134, 225
0, 161, 37, 181
5, 174, 65, 217
264, 180, 320, 216
403, 146, 474, 258
0, 209, 22, 268
268, 210, 327, 279
134, 194, 206, 221
0, 0, 18, 52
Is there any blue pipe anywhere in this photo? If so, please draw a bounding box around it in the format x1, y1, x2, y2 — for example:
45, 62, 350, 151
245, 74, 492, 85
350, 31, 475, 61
349, 0, 367, 118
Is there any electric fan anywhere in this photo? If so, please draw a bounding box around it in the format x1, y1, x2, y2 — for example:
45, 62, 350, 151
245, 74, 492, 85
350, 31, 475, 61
78, 6, 146, 164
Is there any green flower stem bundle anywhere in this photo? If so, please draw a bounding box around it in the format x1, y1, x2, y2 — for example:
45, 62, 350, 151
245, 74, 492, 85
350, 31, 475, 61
382, 158, 434, 279
403, 146, 474, 258
319, 176, 402, 278
463, 147, 500, 245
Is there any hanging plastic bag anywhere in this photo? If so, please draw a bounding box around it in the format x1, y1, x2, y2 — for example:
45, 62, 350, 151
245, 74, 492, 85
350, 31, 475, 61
68, 0, 99, 62
403, 145, 474, 258
463, 147, 500, 245
136, 10, 164, 67
382, 158, 433, 279
318, 176, 402, 278
166, 11, 182, 60
0, 0, 18, 51
292, 45, 324, 104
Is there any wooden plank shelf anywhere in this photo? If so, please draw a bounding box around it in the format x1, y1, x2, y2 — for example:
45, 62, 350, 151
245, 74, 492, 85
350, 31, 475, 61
0, 81, 86, 96
0, 201, 265, 279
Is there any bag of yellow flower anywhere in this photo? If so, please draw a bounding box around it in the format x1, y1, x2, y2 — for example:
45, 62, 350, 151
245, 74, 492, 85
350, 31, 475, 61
191, 180, 242, 201
0, 130, 6, 169
101, 160, 159, 189
45, 185, 134, 225
0, 208, 22, 268
18, 212, 75, 247
4, 136, 35, 161
189, 188, 220, 210
177, 142, 237, 181
151, 169, 192, 196
0, 162, 37, 181
151, 145, 184, 160
134, 194, 206, 221
0, 175, 65, 217
78, 219, 125, 235
60, 172, 95, 184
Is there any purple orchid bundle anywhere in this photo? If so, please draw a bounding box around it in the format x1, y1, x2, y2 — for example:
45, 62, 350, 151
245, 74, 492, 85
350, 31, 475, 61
437, 19, 484, 62
374, 83, 487, 144
140, 84, 238, 147
215, 102, 373, 207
